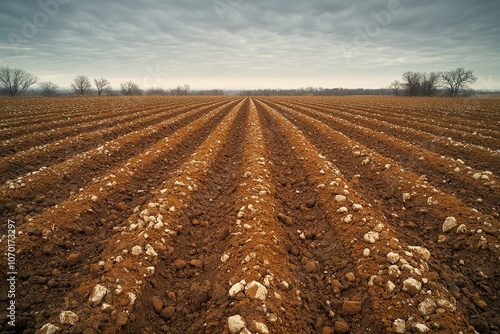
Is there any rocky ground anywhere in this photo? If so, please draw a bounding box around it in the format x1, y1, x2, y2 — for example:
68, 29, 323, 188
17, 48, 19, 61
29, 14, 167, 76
0, 95, 499, 334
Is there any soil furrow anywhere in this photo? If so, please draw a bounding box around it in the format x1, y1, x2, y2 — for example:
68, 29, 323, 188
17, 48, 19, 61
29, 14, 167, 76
0, 99, 245, 333
121, 98, 250, 334
278, 99, 500, 172
256, 98, 473, 333
305, 98, 500, 141
267, 98, 500, 214
257, 97, 500, 333
0, 99, 241, 226
0, 99, 230, 157
0, 100, 185, 140
0, 99, 232, 183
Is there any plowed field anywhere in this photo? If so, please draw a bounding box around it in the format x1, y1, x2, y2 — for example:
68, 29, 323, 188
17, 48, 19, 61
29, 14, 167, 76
1, 96, 499, 334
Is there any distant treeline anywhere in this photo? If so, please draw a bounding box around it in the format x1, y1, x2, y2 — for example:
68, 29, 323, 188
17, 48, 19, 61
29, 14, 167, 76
239, 87, 390, 96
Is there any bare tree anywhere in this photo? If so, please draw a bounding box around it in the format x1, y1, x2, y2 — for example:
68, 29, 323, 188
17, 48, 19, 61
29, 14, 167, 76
401, 71, 422, 96
183, 84, 190, 95
421, 71, 440, 96
0, 67, 38, 96
120, 81, 142, 96
389, 80, 402, 96
71, 75, 92, 95
94, 78, 111, 96
146, 87, 166, 95
441, 68, 477, 97
39, 81, 59, 97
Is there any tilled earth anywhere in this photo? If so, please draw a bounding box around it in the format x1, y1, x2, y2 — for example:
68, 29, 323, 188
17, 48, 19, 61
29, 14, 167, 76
0, 96, 499, 334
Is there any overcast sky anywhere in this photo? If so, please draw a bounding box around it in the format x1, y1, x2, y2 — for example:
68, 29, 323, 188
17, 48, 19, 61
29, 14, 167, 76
1, 0, 499, 90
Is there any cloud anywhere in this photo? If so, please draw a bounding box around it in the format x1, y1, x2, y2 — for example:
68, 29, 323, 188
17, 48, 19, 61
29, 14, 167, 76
0, 0, 498, 89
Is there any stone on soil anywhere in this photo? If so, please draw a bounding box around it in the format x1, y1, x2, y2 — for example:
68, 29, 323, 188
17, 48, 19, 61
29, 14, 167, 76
342, 300, 362, 316
229, 280, 246, 297
66, 253, 81, 266
408, 246, 431, 261
160, 306, 175, 320
116, 312, 129, 326
250, 320, 269, 334
59, 310, 79, 325
39, 323, 60, 334
364, 231, 379, 243
277, 213, 293, 225
442, 217, 457, 232
387, 252, 400, 264
392, 319, 406, 333
334, 320, 350, 333
457, 224, 467, 234
335, 195, 347, 203
245, 281, 268, 301
403, 278, 422, 296
131, 245, 143, 256
173, 259, 187, 270
151, 296, 163, 314
412, 323, 430, 333
228, 315, 247, 334
418, 298, 437, 316
89, 284, 109, 306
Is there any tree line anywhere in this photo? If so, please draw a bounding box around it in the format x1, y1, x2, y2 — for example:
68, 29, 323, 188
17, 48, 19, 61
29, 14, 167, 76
0, 66, 481, 98
390, 68, 477, 97
0, 67, 226, 97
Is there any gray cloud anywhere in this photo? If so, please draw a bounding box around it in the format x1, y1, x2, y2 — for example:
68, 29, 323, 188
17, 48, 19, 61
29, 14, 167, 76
1, 0, 499, 90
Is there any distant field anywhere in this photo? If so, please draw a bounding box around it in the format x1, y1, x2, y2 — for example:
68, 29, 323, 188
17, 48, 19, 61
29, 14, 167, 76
0, 96, 499, 333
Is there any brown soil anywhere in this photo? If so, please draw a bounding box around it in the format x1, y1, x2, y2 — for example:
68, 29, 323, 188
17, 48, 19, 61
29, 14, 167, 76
0, 96, 498, 334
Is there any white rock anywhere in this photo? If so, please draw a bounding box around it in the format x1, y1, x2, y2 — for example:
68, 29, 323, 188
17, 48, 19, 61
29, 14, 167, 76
221, 253, 230, 263
251, 321, 269, 334
472, 173, 482, 180
335, 195, 347, 203
387, 252, 400, 264
363, 248, 370, 257
229, 280, 246, 297
403, 278, 422, 296
402, 193, 411, 202
436, 299, 457, 312
342, 214, 353, 223
128, 292, 136, 305
101, 303, 114, 313
337, 206, 348, 213
418, 298, 437, 316
363, 231, 379, 244
442, 217, 457, 233
89, 284, 109, 306
408, 246, 431, 261
145, 244, 157, 256
456, 224, 467, 234
387, 281, 396, 293
59, 310, 79, 325
412, 323, 430, 333
228, 315, 246, 334
245, 281, 268, 301
39, 323, 61, 334
393, 318, 406, 333
91, 195, 98, 203
352, 204, 363, 212
131, 245, 143, 256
